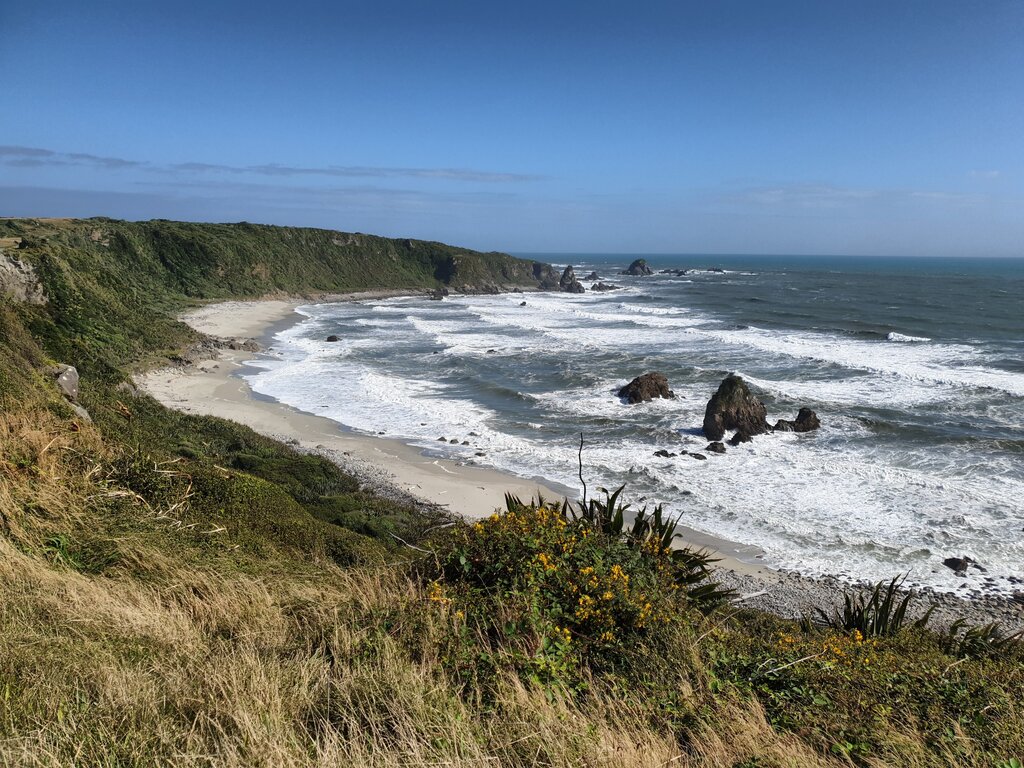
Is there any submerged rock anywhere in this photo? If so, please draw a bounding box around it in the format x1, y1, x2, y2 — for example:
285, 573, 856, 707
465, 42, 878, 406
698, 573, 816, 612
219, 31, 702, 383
653, 449, 677, 458
618, 372, 676, 404
702, 374, 769, 441
621, 258, 653, 276
326, 335, 340, 342
705, 442, 726, 454
590, 282, 620, 292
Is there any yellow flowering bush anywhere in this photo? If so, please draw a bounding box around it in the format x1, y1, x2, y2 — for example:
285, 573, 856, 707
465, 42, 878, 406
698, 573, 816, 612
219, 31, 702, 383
430, 495, 724, 686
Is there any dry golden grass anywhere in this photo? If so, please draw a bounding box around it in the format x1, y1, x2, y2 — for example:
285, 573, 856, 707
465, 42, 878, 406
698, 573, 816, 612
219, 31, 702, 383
0, 409, 1012, 767
2, 532, 843, 767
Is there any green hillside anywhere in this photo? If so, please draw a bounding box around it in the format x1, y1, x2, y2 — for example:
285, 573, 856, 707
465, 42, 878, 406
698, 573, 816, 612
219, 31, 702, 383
0, 218, 1022, 767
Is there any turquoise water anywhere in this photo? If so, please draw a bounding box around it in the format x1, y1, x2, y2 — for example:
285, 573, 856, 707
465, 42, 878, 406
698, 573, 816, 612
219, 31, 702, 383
246, 255, 1024, 594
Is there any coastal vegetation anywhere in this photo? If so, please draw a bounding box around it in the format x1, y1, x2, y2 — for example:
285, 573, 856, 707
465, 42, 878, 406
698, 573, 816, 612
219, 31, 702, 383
1, 217, 1022, 766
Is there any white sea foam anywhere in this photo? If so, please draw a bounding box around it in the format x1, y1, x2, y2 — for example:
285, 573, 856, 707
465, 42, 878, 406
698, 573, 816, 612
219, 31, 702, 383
887, 331, 931, 343
242, 291, 1024, 595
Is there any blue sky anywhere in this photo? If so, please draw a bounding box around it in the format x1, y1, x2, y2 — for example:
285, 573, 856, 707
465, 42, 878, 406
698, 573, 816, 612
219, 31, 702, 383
1, 0, 1022, 255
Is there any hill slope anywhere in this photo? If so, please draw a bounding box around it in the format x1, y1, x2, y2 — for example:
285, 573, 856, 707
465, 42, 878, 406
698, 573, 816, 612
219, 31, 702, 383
0, 218, 1022, 767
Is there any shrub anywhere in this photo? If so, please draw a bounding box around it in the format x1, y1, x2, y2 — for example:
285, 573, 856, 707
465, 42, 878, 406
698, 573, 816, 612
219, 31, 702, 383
814, 575, 933, 638
941, 619, 1024, 660
427, 491, 730, 690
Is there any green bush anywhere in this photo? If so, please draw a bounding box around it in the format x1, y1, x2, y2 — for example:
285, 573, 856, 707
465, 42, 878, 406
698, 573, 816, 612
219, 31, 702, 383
427, 493, 727, 690
814, 575, 933, 638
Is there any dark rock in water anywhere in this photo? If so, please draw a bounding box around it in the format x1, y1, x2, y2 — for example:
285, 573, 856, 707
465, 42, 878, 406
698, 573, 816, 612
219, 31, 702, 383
519, 301, 527, 306
559, 265, 586, 293
659, 268, 690, 276
487, 349, 497, 354
728, 431, 754, 446
794, 408, 821, 431
775, 407, 821, 433
653, 449, 677, 458
437, 436, 447, 442
428, 287, 449, 300
943, 556, 984, 577
703, 374, 769, 441
326, 335, 340, 342
461, 440, 470, 445
688, 452, 707, 460
705, 442, 726, 454
618, 372, 676, 404
584, 271, 600, 280
621, 258, 653, 276
590, 282, 620, 292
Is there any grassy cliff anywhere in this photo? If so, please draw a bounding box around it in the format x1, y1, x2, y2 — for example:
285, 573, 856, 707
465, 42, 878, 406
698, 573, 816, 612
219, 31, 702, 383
1, 218, 1022, 767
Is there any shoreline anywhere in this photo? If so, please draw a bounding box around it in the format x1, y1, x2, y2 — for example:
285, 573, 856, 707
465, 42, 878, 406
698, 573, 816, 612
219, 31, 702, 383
136, 293, 1024, 631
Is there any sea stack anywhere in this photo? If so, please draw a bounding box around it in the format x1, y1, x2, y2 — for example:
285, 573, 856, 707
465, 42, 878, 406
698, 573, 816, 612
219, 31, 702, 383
559, 265, 586, 293
621, 258, 654, 276
702, 374, 770, 441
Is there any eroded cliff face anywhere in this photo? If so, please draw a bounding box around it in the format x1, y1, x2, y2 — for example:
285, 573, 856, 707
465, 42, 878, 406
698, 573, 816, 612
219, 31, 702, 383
0, 253, 47, 305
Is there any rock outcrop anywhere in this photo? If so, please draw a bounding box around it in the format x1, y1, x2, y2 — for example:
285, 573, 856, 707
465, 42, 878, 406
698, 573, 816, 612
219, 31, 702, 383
621, 258, 653, 276
590, 282, 620, 292
618, 372, 676, 404
52, 364, 91, 422
702, 374, 769, 441
584, 271, 600, 280
532, 263, 561, 290
53, 365, 79, 401
773, 408, 821, 433
705, 442, 726, 454
0, 254, 47, 305
559, 265, 585, 293
326, 335, 340, 342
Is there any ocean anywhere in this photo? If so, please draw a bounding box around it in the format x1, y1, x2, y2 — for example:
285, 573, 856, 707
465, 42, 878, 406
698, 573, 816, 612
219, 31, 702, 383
245, 255, 1024, 594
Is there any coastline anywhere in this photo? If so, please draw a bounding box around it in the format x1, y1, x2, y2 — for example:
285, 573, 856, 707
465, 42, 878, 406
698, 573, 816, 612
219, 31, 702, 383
136, 293, 1024, 631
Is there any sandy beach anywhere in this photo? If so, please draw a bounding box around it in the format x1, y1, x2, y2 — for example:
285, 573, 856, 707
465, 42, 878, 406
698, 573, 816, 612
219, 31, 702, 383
136, 295, 1024, 630
137, 296, 584, 524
